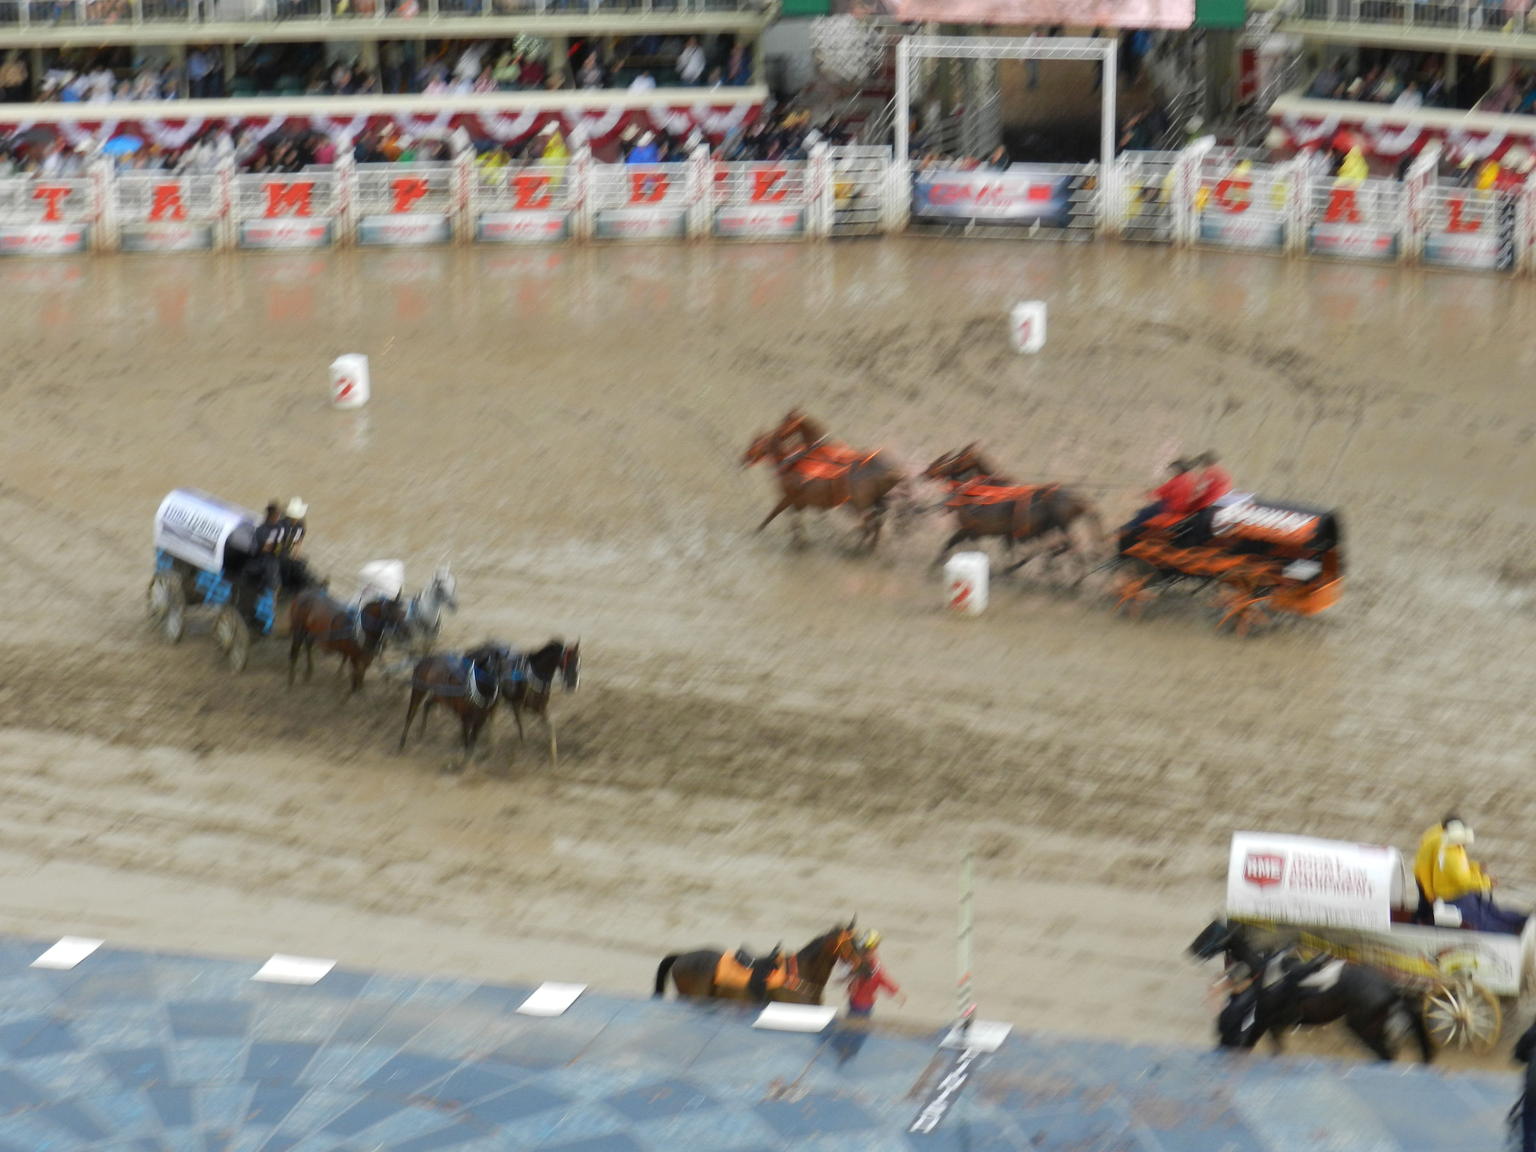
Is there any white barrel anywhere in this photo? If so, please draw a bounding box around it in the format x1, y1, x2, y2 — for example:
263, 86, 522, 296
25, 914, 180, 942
1009, 301, 1047, 354
330, 354, 371, 409
944, 552, 989, 617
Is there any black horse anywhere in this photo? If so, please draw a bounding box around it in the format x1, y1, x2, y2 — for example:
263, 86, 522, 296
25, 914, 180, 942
1189, 919, 1434, 1063
463, 639, 581, 766
398, 648, 510, 765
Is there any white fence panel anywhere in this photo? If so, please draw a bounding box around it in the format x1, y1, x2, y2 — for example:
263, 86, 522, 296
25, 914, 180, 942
232, 170, 340, 250
1302, 177, 1405, 263
1420, 185, 1518, 273
827, 146, 890, 237
0, 174, 96, 255
113, 171, 223, 253
1193, 152, 1293, 254
473, 161, 579, 245
1111, 151, 1181, 244
712, 160, 811, 241
354, 162, 455, 247
589, 162, 693, 242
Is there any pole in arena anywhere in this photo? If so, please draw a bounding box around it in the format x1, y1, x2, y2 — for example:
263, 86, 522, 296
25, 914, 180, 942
330, 354, 371, 409
893, 35, 1118, 187
956, 850, 976, 1037
1009, 301, 1047, 355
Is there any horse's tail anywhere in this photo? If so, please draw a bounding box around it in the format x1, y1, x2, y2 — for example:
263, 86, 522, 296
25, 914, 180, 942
653, 954, 680, 998
1401, 992, 1435, 1063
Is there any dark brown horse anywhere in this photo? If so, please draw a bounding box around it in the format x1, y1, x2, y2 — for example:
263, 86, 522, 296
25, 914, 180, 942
743, 415, 911, 550
923, 445, 1108, 581
287, 591, 406, 695
398, 648, 508, 765
464, 639, 581, 766
653, 920, 859, 1004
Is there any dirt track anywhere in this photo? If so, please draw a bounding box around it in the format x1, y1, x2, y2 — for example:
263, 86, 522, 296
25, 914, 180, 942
0, 240, 1533, 1065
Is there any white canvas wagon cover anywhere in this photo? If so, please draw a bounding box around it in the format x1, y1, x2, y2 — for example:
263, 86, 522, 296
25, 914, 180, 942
154, 489, 258, 573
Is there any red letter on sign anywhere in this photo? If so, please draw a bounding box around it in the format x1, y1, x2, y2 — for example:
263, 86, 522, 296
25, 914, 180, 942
512, 173, 552, 209
1212, 178, 1252, 214
629, 172, 669, 204
1323, 186, 1361, 224
751, 168, 786, 203
1445, 198, 1481, 233
264, 182, 314, 218
33, 186, 72, 222
391, 177, 429, 214
149, 183, 187, 222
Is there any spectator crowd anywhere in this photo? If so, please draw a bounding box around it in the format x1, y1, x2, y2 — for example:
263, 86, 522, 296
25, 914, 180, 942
1306, 50, 1536, 116
0, 34, 756, 105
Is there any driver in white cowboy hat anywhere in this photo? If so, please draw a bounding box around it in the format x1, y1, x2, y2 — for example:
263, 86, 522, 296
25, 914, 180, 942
278, 498, 307, 558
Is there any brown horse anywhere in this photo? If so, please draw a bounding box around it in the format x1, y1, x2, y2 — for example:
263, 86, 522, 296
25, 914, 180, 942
464, 639, 581, 766
653, 920, 859, 1004
923, 445, 1108, 581
742, 418, 911, 550
287, 590, 406, 695
398, 648, 508, 765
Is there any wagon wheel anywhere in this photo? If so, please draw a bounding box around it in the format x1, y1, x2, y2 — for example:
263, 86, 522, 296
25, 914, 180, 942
213, 606, 251, 674
1112, 561, 1158, 621
1215, 583, 1273, 638
148, 572, 186, 644
1422, 979, 1502, 1052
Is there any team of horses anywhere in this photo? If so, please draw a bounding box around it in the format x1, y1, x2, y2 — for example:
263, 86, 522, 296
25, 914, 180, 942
274, 564, 580, 771
742, 410, 1107, 579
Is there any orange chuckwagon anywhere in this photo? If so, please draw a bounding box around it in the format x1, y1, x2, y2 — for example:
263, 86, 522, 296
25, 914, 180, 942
1110, 494, 1344, 634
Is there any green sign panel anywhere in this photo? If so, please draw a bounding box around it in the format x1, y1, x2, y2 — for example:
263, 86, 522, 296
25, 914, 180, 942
780, 0, 831, 14
1195, 0, 1245, 27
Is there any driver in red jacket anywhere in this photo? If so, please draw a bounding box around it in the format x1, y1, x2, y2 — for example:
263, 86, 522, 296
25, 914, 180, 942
1120, 458, 1194, 548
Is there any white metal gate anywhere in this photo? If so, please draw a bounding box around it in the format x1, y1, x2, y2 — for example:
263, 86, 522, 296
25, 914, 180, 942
1303, 177, 1405, 263
1419, 185, 1518, 273
1193, 152, 1293, 254
473, 161, 578, 244
712, 160, 812, 241
354, 162, 455, 246
112, 171, 223, 252
232, 171, 340, 249
1111, 150, 1181, 244
589, 162, 695, 242
827, 145, 891, 237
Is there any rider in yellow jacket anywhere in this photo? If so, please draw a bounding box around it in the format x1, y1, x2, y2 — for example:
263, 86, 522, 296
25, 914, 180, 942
1414, 819, 1525, 933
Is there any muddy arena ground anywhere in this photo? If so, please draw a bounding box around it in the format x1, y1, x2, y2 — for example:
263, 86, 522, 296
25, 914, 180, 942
0, 240, 1532, 1069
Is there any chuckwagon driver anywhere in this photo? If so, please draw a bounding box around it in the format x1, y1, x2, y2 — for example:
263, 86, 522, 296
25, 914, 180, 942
250, 501, 284, 594
276, 498, 311, 589
1414, 817, 1528, 934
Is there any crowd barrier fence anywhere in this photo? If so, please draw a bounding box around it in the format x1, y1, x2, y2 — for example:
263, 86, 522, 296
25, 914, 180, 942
2, 141, 1533, 276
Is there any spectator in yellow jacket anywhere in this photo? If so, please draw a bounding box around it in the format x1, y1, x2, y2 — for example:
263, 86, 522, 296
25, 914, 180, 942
1416, 819, 1527, 934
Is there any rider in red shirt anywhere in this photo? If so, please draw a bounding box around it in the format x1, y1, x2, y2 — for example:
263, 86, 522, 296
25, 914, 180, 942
1119, 458, 1194, 549
1188, 451, 1232, 512
844, 932, 905, 1018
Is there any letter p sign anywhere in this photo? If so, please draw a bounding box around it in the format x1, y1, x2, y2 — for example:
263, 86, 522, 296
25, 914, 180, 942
391, 177, 430, 214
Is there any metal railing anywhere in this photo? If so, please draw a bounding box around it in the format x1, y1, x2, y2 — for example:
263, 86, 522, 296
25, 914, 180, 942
1290, 0, 1536, 35
0, 0, 771, 28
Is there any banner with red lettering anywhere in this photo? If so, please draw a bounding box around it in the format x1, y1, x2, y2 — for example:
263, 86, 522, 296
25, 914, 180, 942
1226, 832, 1396, 931
0, 176, 94, 255
234, 174, 336, 249
1305, 181, 1402, 262
911, 168, 1074, 227
1422, 187, 1517, 271
116, 173, 221, 252
592, 164, 690, 241
474, 166, 572, 245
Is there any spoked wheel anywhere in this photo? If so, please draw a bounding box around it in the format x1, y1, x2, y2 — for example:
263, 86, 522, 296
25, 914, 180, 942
1422, 979, 1502, 1052
148, 572, 186, 644
1216, 584, 1274, 638
214, 606, 251, 674
1111, 562, 1158, 621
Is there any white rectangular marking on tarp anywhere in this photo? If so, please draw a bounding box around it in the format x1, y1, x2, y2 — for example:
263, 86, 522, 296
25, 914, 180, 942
31, 937, 104, 971
516, 982, 587, 1017
753, 1003, 838, 1033
940, 1019, 1012, 1053
252, 955, 337, 986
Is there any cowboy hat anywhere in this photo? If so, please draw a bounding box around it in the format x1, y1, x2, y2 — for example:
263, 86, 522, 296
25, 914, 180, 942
1443, 820, 1474, 847
285, 498, 308, 519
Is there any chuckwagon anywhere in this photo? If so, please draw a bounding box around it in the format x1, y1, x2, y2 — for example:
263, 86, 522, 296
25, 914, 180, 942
1225, 831, 1536, 1051
1112, 493, 1344, 634
148, 488, 322, 672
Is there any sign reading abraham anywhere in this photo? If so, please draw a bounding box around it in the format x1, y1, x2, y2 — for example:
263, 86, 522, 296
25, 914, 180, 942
880, 0, 1193, 26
